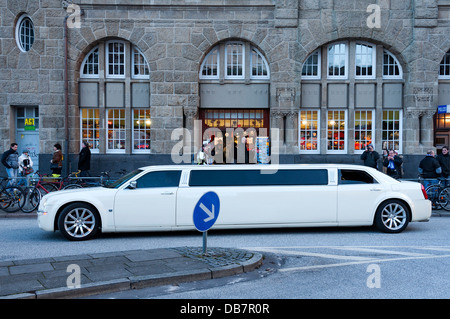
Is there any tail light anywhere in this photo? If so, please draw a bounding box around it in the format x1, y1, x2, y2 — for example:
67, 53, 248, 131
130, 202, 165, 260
421, 184, 428, 200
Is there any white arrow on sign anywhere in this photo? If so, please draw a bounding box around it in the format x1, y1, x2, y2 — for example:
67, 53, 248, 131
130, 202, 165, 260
200, 202, 215, 222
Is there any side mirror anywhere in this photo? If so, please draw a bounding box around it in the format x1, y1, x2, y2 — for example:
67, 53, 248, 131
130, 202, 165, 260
128, 180, 137, 189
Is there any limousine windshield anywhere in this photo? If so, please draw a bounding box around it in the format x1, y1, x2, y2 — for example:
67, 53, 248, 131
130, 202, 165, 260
105, 169, 142, 189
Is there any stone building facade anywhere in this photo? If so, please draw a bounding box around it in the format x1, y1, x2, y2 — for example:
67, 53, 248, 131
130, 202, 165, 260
1, 0, 450, 177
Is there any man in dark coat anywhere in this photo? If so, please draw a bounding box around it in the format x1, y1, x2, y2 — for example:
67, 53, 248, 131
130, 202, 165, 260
78, 141, 91, 177
419, 149, 441, 179
437, 146, 450, 178
360, 144, 380, 169
1, 143, 19, 186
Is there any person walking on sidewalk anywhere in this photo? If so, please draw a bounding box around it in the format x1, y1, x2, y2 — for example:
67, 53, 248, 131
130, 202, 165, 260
360, 143, 380, 170
78, 141, 91, 177
1, 143, 19, 186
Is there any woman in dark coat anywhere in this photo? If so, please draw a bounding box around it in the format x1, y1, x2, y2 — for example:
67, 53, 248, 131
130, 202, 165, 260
50, 143, 63, 176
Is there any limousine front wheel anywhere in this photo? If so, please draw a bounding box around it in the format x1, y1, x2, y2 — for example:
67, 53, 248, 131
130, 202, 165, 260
58, 203, 100, 241
374, 200, 409, 233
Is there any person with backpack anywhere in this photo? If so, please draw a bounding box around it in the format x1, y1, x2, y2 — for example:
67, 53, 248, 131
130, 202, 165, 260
1, 143, 19, 186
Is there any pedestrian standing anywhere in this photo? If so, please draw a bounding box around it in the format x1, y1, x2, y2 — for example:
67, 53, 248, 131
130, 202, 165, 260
78, 141, 91, 177
419, 149, 442, 190
50, 143, 63, 176
360, 143, 380, 170
383, 150, 403, 179
18, 150, 34, 186
1, 143, 19, 186
437, 146, 450, 179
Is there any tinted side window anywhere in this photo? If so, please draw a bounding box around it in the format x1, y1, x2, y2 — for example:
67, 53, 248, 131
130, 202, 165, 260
339, 170, 376, 184
189, 169, 328, 186
136, 171, 181, 188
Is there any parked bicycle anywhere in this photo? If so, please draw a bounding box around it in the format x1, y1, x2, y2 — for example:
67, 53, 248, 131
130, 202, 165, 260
423, 177, 450, 211
0, 177, 25, 213
68, 169, 127, 188
20, 171, 83, 213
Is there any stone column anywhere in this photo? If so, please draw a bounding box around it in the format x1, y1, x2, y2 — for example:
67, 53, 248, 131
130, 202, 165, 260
284, 111, 299, 153
404, 110, 422, 154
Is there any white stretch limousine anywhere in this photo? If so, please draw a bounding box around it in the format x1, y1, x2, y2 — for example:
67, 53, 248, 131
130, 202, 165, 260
37, 164, 432, 240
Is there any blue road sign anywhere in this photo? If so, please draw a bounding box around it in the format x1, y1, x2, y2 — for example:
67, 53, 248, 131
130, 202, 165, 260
193, 191, 220, 232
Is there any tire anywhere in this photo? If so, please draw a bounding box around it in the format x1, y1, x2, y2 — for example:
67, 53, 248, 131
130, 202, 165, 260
425, 185, 442, 209
1, 186, 24, 213
0, 189, 11, 210
57, 203, 100, 241
62, 184, 82, 190
20, 187, 41, 213
374, 200, 410, 233
439, 187, 450, 211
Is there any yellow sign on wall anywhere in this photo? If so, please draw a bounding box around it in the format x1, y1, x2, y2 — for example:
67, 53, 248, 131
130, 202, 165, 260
24, 118, 35, 131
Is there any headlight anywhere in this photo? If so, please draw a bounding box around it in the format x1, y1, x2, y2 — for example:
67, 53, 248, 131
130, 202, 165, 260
38, 197, 48, 212
41, 196, 47, 207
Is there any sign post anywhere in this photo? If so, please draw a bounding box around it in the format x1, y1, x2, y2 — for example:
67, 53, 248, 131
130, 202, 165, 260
193, 191, 220, 255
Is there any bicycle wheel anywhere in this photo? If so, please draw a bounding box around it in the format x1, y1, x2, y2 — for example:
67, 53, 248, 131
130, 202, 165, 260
0, 188, 11, 210
439, 186, 450, 211
21, 187, 41, 213
38, 182, 58, 197
63, 183, 82, 190
426, 185, 442, 209
1, 186, 24, 213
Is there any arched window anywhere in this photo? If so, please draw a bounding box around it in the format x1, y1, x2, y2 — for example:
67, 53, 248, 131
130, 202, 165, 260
200, 47, 219, 79
301, 49, 320, 79
80, 46, 99, 78
301, 41, 404, 154
199, 41, 270, 152
199, 41, 270, 81
132, 47, 150, 79
327, 42, 348, 79
251, 47, 270, 79
79, 40, 150, 154
383, 50, 403, 79
439, 50, 450, 79
355, 42, 376, 79
225, 42, 244, 79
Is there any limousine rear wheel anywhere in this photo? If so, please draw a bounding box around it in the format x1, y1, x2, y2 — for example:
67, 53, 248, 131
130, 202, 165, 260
58, 203, 100, 241
374, 200, 410, 233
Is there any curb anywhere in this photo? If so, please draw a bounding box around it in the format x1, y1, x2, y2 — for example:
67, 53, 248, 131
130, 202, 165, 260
2, 252, 263, 299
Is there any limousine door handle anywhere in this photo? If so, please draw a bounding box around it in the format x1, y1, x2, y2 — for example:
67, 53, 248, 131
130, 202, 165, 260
370, 188, 383, 191
161, 191, 174, 195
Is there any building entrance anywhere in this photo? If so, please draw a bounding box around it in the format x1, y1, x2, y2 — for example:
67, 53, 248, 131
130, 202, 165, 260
199, 108, 270, 164
15, 106, 39, 171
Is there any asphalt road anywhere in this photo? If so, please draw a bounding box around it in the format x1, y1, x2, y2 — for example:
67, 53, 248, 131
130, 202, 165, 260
2, 215, 450, 299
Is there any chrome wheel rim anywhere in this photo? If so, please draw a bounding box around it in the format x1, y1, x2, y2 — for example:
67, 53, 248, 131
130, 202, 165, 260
381, 203, 407, 231
64, 208, 96, 238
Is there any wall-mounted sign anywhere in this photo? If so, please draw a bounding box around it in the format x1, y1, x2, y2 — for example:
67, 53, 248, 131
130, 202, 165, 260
24, 118, 36, 131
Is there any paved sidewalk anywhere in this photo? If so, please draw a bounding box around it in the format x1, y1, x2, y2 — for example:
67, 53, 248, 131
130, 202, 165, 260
0, 247, 263, 299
